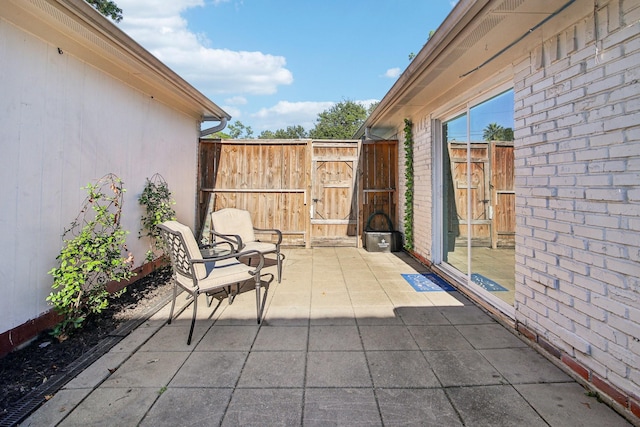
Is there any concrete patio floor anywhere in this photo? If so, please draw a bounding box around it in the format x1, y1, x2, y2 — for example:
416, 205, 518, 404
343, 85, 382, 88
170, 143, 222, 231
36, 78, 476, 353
22, 247, 631, 426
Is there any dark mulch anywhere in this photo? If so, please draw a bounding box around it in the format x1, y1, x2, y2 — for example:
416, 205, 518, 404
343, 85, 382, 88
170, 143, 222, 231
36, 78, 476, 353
0, 266, 174, 418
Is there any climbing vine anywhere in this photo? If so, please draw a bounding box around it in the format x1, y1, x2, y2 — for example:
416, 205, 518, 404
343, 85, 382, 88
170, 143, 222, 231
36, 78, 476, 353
47, 174, 134, 340
403, 118, 414, 250
138, 173, 176, 262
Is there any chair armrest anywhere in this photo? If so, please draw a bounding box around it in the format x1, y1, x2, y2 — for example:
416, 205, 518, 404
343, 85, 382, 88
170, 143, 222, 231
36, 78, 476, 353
210, 230, 244, 250
191, 249, 265, 275
199, 240, 234, 251
253, 227, 283, 245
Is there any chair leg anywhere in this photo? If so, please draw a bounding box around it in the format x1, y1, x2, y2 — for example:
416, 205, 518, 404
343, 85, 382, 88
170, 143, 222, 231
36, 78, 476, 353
168, 281, 178, 325
276, 250, 282, 283
227, 285, 235, 304
187, 292, 198, 345
255, 281, 261, 324
255, 275, 270, 324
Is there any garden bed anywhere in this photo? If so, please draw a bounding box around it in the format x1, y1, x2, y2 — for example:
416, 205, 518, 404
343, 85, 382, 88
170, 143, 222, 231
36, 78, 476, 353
0, 266, 173, 423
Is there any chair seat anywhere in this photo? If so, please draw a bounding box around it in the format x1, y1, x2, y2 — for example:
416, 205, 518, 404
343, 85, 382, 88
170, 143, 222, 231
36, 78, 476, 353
175, 262, 255, 291
243, 241, 277, 254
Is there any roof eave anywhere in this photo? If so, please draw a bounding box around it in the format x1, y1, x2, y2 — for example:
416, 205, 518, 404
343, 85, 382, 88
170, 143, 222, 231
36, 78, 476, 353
357, 0, 579, 140
1, 0, 230, 121
356, 0, 488, 139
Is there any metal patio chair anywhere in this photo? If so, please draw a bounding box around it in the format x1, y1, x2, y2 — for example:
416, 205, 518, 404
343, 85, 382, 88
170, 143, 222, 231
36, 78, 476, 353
158, 220, 269, 345
210, 208, 283, 283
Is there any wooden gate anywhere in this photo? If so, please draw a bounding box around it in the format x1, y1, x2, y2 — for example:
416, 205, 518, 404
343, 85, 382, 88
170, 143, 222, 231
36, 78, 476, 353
360, 140, 398, 234
310, 141, 359, 246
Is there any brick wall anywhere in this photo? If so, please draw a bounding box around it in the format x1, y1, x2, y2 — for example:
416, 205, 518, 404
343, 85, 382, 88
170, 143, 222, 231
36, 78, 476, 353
413, 116, 433, 258
514, 0, 640, 415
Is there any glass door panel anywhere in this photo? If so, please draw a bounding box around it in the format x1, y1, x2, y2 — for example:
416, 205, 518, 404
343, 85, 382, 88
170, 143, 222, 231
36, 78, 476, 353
442, 113, 468, 275
468, 90, 515, 305
440, 89, 515, 307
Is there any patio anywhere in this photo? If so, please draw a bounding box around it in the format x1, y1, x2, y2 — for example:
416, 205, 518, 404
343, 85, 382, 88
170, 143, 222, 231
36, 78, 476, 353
22, 247, 630, 426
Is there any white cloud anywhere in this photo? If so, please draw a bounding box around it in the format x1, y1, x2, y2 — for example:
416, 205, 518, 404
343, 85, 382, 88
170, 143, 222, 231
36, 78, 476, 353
384, 67, 402, 79
249, 99, 379, 133
251, 100, 334, 132
116, 0, 293, 95
221, 105, 242, 120
358, 99, 380, 110
224, 96, 248, 105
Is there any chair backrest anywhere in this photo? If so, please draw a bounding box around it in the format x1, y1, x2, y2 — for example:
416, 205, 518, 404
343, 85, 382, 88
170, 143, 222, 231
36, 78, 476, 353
210, 208, 256, 244
159, 221, 207, 280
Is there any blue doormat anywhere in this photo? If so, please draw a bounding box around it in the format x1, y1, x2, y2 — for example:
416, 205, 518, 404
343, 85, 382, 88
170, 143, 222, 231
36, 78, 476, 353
471, 273, 507, 292
402, 273, 456, 292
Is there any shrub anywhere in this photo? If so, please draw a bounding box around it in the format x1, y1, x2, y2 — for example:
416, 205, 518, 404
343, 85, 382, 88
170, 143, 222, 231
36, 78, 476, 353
138, 174, 176, 262
47, 174, 133, 340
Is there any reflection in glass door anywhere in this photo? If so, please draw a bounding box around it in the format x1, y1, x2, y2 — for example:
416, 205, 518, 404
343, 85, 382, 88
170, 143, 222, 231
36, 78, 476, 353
441, 90, 515, 306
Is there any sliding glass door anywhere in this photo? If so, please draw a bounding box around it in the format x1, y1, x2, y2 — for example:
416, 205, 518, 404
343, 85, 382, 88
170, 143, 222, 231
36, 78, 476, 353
440, 89, 515, 307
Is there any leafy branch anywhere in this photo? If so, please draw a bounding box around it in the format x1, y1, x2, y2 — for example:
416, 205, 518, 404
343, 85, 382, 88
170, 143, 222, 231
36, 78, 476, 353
138, 174, 176, 262
47, 174, 133, 340
403, 119, 414, 251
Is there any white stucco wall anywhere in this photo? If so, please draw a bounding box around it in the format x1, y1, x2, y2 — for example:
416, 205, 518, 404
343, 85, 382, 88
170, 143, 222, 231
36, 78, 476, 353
0, 17, 200, 334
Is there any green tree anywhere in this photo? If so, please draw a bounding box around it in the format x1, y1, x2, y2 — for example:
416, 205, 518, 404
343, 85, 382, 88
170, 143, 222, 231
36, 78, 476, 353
483, 123, 514, 141
258, 130, 276, 139
482, 123, 505, 141
501, 127, 514, 141
85, 0, 123, 22
204, 131, 232, 139
227, 120, 253, 139
309, 100, 368, 139
259, 125, 307, 139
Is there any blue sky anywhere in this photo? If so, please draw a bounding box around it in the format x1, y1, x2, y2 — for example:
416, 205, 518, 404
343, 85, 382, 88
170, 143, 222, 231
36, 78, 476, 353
116, 0, 458, 134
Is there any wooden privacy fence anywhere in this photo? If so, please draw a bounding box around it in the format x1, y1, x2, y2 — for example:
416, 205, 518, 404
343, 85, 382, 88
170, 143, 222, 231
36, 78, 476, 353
197, 139, 399, 248
446, 140, 515, 249
198, 139, 309, 246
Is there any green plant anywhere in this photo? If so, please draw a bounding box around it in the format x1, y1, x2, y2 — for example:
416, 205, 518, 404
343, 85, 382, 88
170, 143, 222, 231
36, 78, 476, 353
47, 174, 134, 340
138, 174, 176, 262
403, 118, 414, 250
